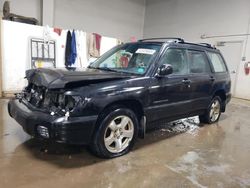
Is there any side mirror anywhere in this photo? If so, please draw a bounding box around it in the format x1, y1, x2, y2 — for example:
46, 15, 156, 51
156, 64, 173, 77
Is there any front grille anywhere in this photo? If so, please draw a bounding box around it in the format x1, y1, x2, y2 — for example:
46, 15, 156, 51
23, 83, 62, 108
24, 84, 46, 107
17, 83, 78, 117
20, 83, 66, 116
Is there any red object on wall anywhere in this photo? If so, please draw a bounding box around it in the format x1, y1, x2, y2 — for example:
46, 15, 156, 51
130, 36, 137, 42
244, 62, 250, 75
93, 33, 102, 50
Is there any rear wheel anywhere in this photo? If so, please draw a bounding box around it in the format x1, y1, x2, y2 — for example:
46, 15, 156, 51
199, 96, 222, 124
91, 106, 138, 158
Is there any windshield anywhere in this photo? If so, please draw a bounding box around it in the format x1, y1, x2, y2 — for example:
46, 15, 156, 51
89, 43, 162, 75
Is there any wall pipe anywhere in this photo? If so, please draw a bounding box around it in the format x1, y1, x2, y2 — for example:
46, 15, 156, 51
201, 33, 250, 39
202, 14, 250, 59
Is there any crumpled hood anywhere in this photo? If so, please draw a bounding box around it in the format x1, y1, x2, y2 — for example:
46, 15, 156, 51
26, 68, 133, 89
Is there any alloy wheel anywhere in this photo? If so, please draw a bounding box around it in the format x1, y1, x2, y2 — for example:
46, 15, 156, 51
104, 115, 134, 153
209, 99, 221, 122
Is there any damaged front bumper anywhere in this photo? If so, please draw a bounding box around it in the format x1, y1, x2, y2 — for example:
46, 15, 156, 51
8, 99, 98, 145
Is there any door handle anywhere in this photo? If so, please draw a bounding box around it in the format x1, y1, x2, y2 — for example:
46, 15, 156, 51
182, 79, 191, 84
231, 70, 236, 74
210, 76, 215, 82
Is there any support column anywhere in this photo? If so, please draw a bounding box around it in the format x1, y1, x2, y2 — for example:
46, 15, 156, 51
42, 0, 54, 27
0, 16, 2, 98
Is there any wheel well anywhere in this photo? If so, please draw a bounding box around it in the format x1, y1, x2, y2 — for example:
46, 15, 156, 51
95, 99, 145, 138
102, 99, 144, 120
213, 90, 226, 112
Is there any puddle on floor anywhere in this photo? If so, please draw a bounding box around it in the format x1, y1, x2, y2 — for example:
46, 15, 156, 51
166, 149, 250, 188
160, 116, 200, 136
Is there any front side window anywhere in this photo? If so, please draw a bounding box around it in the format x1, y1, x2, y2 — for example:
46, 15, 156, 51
90, 43, 162, 75
188, 50, 211, 74
207, 52, 227, 72
159, 48, 188, 75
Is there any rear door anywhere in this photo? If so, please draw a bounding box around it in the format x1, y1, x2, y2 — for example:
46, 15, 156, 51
187, 50, 214, 111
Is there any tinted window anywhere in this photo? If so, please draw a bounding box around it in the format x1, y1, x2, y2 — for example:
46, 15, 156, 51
188, 50, 210, 74
160, 48, 188, 75
207, 52, 227, 72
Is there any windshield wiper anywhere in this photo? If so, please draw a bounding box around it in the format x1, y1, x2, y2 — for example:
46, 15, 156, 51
88, 66, 120, 73
88, 66, 140, 76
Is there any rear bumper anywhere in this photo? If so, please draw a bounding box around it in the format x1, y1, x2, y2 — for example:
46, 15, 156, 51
226, 93, 232, 104
220, 92, 231, 112
8, 99, 97, 145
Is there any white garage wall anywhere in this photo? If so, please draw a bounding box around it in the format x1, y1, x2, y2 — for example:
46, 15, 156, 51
0, 0, 42, 23
1, 20, 119, 92
0, 0, 146, 41
143, 0, 250, 100
54, 0, 146, 41
1, 21, 44, 92
144, 0, 250, 41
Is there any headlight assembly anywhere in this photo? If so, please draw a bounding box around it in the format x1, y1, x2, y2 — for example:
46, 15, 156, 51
47, 91, 85, 116
60, 93, 82, 112
65, 95, 81, 111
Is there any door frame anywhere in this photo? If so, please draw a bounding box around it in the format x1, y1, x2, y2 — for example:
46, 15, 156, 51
216, 40, 243, 96
0, 16, 2, 98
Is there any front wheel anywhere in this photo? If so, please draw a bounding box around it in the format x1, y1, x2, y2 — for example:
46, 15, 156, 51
199, 96, 222, 124
91, 107, 138, 158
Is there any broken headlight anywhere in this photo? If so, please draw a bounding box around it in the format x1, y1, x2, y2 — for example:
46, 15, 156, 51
43, 90, 84, 116
59, 94, 82, 112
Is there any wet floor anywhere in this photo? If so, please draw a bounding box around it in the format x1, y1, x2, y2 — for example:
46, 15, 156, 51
1, 98, 250, 188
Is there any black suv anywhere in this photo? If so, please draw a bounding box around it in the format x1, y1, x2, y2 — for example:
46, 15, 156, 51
8, 38, 231, 158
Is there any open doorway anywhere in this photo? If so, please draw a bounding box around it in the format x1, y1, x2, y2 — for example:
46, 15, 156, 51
216, 41, 243, 98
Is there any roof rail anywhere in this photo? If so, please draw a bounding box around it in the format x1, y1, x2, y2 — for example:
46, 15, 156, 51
183, 42, 216, 49
199, 43, 213, 48
138, 38, 184, 43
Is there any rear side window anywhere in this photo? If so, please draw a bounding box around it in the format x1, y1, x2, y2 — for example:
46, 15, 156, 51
188, 50, 211, 74
207, 52, 227, 72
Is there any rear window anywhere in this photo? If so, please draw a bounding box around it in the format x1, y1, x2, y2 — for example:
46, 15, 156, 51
207, 52, 227, 72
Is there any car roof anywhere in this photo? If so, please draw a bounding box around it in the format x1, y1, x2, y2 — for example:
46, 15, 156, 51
136, 38, 220, 53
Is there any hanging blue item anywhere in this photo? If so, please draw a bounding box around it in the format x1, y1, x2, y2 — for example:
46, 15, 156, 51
65, 30, 72, 67
70, 30, 77, 66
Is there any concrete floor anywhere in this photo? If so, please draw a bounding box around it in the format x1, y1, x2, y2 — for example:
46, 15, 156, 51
0, 99, 250, 188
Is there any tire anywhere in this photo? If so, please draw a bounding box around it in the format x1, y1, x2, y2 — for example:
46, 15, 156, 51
91, 106, 139, 158
199, 96, 222, 124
